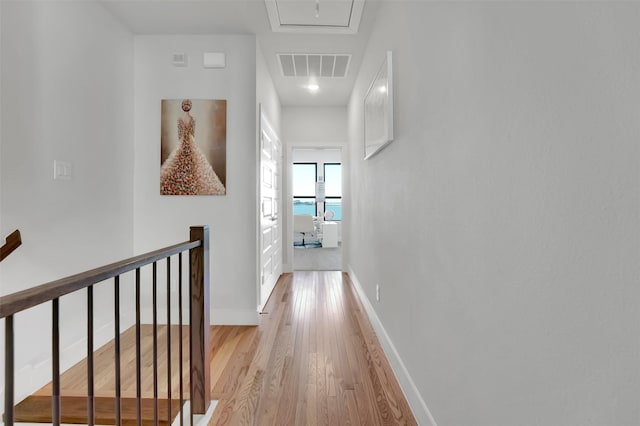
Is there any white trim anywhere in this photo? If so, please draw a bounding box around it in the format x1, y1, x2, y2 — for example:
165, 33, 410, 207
347, 265, 438, 426
172, 400, 217, 426
256, 104, 264, 327
211, 308, 259, 325
257, 273, 282, 313
285, 143, 345, 273
264, 0, 365, 34
257, 106, 284, 315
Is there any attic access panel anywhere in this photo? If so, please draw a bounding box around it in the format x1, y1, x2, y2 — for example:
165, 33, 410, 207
265, 0, 365, 34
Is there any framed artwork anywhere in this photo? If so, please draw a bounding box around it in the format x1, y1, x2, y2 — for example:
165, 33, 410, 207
160, 99, 227, 195
364, 51, 394, 160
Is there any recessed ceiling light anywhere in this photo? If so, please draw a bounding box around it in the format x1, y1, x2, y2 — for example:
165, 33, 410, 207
307, 84, 320, 93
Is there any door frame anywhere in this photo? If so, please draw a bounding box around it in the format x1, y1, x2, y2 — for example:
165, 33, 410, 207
256, 105, 283, 313
284, 143, 345, 273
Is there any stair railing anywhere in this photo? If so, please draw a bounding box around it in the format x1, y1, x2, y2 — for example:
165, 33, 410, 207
0, 225, 211, 426
0, 230, 22, 263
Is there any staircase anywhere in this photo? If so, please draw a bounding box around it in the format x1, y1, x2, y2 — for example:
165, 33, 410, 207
1, 226, 212, 426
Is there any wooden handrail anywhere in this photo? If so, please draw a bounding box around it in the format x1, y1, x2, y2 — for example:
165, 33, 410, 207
0, 230, 22, 263
2, 226, 211, 425
0, 239, 201, 319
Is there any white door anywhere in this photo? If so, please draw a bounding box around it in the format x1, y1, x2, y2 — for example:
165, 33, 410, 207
259, 109, 282, 311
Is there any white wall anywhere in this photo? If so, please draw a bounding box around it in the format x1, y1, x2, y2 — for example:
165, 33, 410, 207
281, 107, 348, 271
134, 35, 259, 325
347, 2, 640, 425
0, 0, 134, 401
256, 45, 281, 137
282, 107, 347, 146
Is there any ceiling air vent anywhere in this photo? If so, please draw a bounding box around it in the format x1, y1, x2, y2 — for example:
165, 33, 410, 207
278, 54, 351, 78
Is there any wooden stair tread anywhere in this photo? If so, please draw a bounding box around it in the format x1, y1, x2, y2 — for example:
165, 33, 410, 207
15, 395, 184, 426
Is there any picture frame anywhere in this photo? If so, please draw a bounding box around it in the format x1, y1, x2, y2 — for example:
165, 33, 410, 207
160, 98, 227, 195
364, 50, 393, 160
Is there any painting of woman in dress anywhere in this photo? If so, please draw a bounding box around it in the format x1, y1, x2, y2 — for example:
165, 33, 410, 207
160, 99, 227, 195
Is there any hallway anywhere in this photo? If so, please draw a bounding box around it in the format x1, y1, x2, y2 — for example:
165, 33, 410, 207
15, 271, 416, 425
211, 271, 416, 425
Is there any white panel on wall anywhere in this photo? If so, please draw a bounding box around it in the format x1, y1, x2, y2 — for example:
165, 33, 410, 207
262, 165, 273, 188
203, 52, 225, 69
262, 257, 272, 281
262, 197, 273, 217
262, 227, 272, 253
272, 247, 281, 273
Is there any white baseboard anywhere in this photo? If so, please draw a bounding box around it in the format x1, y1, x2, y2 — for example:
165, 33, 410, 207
171, 400, 217, 426
347, 265, 437, 426
210, 308, 259, 325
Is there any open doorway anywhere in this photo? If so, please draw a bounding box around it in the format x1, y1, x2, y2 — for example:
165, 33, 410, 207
291, 148, 342, 271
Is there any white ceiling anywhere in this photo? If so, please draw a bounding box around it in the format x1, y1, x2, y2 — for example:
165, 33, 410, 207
100, 0, 380, 106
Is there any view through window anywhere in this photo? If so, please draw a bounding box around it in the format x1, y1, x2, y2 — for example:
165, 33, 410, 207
292, 162, 342, 220
293, 163, 317, 216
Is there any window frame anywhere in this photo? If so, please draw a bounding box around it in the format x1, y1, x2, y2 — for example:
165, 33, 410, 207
293, 162, 319, 216
323, 162, 342, 221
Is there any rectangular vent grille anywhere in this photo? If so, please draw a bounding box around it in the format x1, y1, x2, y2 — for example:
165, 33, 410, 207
278, 54, 351, 78
172, 53, 188, 67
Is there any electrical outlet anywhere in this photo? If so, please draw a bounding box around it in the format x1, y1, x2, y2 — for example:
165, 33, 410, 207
376, 284, 380, 302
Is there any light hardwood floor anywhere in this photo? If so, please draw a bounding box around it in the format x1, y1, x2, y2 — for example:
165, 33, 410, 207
211, 271, 416, 426
15, 271, 416, 425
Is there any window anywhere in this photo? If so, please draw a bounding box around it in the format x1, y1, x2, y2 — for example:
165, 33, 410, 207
292, 162, 342, 220
293, 163, 317, 216
323, 163, 342, 221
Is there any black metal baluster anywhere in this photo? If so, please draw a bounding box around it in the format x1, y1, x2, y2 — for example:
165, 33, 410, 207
5, 315, 14, 426
166, 258, 172, 423
153, 261, 158, 426
136, 268, 142, 426
52, 299, 60, 426
87, 285, 94, 426
114, 276, 121, 426
188, 255, 194, 426
178, 253, 184, 426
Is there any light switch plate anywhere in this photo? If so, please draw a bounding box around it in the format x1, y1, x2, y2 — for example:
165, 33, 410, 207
53, 160, 72, 180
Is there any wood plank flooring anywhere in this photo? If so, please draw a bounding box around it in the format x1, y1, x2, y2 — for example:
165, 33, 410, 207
15, 271, 416, 425
210, 272, 416, 425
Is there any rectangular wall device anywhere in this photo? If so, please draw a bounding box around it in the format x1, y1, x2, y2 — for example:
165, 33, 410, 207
203, 52, 226, 69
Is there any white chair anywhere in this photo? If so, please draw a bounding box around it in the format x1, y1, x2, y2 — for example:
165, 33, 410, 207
293, 214, 315, 246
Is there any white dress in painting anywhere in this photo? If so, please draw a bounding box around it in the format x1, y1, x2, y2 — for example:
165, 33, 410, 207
160, 116, 225, 195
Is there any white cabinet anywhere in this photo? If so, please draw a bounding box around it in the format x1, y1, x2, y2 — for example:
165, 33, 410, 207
322, 221, 338, 248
